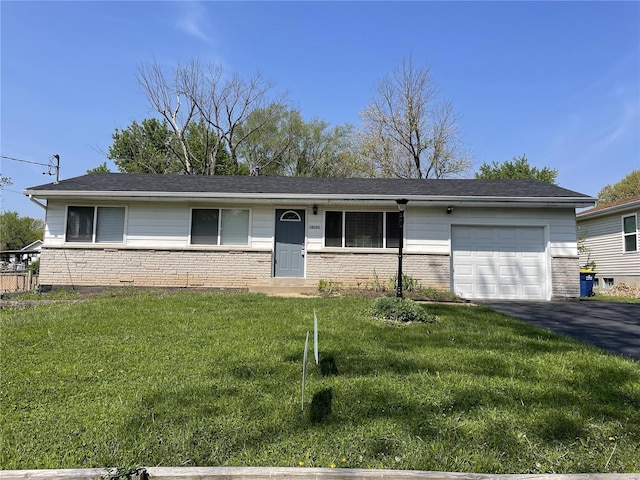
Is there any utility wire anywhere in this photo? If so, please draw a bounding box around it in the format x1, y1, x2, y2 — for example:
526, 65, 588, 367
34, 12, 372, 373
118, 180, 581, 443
0, 155, 51, 167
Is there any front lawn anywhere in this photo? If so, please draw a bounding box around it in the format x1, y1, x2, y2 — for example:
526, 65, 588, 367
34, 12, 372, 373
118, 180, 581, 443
1, 290, 638, 473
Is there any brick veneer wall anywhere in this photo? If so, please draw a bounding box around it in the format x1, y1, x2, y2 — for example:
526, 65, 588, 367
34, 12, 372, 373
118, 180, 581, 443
551, 256, 580, 298
39, 248, 577, 299
39, 248, 273, 288
306, 252, 451, 290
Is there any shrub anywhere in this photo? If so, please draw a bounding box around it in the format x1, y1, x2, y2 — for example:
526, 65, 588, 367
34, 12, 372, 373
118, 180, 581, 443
369, 296, 436, 323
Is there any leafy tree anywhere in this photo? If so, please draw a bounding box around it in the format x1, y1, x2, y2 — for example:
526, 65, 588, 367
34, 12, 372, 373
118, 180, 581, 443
1, 176, 12, 187
138, 59, 286, 175
0, 211, 44, 251
597, 170, 640, 204
86, 162, 111, 174
107, 118, 236, 175
475, 155, 558, 184
108, 118, 180, 174
237, 107, 373, 177
359, 55, 472, 179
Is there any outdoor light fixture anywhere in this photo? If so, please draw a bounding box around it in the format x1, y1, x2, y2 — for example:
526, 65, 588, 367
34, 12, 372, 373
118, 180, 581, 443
447, 206, 454, 214
313, 205, 318, 215
395, 199, 408, 298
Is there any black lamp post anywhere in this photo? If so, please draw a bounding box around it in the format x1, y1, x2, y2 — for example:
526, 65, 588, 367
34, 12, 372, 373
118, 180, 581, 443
396, 199, 408, 298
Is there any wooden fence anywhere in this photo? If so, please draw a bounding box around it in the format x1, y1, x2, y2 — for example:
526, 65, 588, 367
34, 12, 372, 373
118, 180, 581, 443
0, 271, 39, 293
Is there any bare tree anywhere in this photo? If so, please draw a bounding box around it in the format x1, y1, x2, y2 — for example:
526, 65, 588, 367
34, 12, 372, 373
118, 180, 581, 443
137, 59, 286, 175
193, 65, 287, 175
360, 56, 471, 179
137, 61, 199, 174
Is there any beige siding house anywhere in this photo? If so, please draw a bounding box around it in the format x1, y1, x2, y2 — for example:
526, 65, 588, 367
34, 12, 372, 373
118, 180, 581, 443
25, 174, 595, 301
577, 195, 640, 290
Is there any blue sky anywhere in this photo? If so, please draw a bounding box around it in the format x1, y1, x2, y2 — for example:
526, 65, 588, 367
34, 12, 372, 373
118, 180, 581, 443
1, 1, 639, 219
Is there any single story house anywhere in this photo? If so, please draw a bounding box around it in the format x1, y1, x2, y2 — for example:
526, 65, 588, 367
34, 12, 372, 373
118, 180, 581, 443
24, 174, 595, 301
577, 195, 640, 291
0, 239, 43, 271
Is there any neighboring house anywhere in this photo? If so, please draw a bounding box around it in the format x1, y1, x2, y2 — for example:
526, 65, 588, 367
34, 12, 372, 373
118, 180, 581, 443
24, 174, 595, 301
577, 195, 640, 291
0, 239, 43, 271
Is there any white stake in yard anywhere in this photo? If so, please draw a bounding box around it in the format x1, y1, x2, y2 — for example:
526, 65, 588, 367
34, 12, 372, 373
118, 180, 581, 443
301, 331, 309, 411
314, 309, 319, 365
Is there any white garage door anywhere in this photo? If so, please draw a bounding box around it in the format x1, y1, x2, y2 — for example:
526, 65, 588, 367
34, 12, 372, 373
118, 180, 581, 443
452, 226, 548, 300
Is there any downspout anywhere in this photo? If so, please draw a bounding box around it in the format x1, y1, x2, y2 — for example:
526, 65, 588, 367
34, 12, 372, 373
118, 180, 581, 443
28, 194, 47, 210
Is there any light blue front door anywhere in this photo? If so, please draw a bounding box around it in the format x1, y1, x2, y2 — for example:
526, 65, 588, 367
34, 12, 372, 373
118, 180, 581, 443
274, 209, 305, 277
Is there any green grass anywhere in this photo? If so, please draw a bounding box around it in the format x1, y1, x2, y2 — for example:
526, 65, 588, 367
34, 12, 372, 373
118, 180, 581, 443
1, 290, 639, 473
583, 295, 640, 304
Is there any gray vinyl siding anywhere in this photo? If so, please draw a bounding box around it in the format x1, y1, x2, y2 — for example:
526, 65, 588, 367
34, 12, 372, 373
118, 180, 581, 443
578, 208, 640, 277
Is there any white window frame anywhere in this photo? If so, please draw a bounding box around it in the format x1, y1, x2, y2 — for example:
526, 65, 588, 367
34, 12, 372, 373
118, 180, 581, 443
65, 205, 127, 244
189, 207, 251, 246
622, 213, 638, 253
323, 210, 401, 249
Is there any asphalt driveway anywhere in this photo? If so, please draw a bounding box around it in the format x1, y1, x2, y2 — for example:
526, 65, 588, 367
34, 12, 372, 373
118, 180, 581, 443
483, 300, 640, 361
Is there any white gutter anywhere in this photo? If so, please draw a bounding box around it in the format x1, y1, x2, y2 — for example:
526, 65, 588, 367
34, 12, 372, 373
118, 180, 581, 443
28, 194, 47, 210
23, 189, 597, 208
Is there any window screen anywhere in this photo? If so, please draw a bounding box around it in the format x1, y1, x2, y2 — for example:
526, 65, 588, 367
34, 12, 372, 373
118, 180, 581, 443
220, 209, 249, 245
96, 207, 125, 243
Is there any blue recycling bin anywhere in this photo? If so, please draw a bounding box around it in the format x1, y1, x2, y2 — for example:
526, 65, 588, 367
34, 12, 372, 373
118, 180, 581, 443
579, 270, 596, 297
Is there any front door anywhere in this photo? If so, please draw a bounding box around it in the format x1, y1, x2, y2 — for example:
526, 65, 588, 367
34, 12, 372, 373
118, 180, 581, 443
274, 209, 305, 277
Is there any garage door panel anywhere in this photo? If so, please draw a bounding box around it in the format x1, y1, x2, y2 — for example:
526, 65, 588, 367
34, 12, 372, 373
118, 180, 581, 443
500, 265, 518, 277
478, 265, 496, 276
523, 285, 543, 296
477, 283, 497, 295
456, 264, 473, 276
452, 226, 548, 301
500, 284, 518, 295
522, 265, 541, 275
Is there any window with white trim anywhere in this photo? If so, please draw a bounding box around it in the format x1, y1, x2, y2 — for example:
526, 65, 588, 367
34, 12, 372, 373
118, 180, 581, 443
622, 214, 637, 252
190, 208, 249, 246
66, 206, 125, 243
324, 211, 400, 248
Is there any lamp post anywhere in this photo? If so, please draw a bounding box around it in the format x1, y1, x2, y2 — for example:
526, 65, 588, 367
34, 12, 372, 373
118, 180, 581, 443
396, 199, 408, 298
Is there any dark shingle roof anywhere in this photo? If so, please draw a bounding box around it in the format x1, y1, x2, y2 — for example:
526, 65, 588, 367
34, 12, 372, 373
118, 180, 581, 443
577, 194, 640, 217
26, 173, 592, 199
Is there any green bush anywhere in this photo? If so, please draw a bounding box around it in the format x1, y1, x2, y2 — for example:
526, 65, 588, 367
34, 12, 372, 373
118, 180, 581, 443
369, 296, 435, 323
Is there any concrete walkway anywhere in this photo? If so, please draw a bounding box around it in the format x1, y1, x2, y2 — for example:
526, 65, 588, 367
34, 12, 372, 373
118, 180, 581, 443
483, 300, 640, 361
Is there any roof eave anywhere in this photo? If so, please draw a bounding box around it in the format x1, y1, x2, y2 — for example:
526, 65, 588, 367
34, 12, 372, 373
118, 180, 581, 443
23, 189, 596, 208
577, 200, 640, 220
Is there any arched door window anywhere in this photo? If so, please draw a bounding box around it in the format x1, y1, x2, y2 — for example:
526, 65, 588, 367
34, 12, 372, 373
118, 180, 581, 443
280, 210, 302, 222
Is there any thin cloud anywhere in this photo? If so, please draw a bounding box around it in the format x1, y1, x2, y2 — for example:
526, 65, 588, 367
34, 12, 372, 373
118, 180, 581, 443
175, 2, 213, 44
